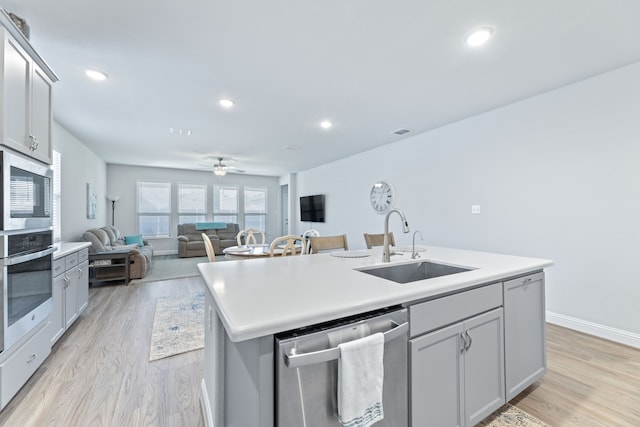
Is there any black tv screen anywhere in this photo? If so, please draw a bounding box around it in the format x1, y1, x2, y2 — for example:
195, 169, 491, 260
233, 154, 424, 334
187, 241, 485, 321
300, 194, 325, 223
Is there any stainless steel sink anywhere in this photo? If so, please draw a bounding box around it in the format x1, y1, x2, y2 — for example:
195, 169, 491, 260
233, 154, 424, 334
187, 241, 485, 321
357, 261, 473, 284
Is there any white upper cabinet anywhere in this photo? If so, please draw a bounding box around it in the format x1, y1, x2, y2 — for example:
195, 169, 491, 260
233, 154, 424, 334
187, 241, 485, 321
0, 12, 57, 164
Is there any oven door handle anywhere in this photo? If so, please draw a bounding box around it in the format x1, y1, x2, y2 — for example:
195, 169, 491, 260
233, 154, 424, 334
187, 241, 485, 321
4, 247, 55, 265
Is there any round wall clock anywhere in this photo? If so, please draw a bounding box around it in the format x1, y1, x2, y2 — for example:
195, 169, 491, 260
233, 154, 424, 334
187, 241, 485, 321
370, 181, 395, 214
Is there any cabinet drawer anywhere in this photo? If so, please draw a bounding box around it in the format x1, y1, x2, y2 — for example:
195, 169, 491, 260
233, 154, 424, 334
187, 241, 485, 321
65, 253, 79, 270
53, 258, 65, 277
78, 248, 89, 263
410, 283, 502, 337
0, 323, 51, 408
504, 271, 544, 292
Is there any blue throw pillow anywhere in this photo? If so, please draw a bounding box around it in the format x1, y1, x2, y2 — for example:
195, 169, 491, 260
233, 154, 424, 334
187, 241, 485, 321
124, 234, 144, 247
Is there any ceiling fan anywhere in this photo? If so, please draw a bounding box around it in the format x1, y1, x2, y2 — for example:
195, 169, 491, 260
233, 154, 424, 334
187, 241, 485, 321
213, 157, 228, 176
206, 157, 245, 176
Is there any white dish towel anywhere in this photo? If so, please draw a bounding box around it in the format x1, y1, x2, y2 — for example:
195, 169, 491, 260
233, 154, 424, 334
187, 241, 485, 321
337, 332, 385, 427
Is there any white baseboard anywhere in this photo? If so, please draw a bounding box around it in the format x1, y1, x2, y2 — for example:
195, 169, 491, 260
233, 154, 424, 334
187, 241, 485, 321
200, 379, 213, 427
546, 311, 640, 349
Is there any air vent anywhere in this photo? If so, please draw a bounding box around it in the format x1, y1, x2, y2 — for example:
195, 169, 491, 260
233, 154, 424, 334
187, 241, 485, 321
392, 128, 411, 135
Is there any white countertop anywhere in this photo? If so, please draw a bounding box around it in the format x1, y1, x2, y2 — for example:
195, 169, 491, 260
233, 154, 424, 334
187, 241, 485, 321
54, 241, 91, 259
198, 245, 553, 342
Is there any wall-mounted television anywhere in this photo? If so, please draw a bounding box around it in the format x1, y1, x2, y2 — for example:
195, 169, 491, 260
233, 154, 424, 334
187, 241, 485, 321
300, 194, 325, 223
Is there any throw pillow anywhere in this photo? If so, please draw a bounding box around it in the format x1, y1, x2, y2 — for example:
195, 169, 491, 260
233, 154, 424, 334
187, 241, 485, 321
124, 234, 144, 247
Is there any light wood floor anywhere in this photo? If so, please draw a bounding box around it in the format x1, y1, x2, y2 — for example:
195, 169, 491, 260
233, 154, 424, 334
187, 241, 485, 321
0, 277, 206, 427
0, 277, 638, 426
512, 323, 640, 426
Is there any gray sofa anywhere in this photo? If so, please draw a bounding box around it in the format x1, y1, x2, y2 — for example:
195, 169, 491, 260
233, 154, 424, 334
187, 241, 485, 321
82, 225, 154, 280
177, 223, 239, 257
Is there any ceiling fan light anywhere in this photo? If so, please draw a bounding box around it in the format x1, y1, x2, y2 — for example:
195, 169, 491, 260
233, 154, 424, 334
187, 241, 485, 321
213, 164, 227, 176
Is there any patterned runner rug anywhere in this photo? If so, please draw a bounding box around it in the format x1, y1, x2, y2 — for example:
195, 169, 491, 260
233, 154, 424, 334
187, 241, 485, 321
479, 403, 550, 427
149, 292, 205, 361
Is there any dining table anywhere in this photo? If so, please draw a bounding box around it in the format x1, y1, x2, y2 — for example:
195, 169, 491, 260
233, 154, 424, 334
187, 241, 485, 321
223, 244, 305, 259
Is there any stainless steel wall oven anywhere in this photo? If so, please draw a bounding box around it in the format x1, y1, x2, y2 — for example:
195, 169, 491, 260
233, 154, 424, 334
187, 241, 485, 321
0, 229, 53, 352
1, 150, 53, 231
0, 150, 54, 353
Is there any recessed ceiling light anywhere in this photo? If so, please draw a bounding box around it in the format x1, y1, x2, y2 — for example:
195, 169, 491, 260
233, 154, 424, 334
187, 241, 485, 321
320, 120, 333, 129
219, 99, 235, 108
85, 69, 109, 81
465, 27, 494, 47
169, 127, 192, 136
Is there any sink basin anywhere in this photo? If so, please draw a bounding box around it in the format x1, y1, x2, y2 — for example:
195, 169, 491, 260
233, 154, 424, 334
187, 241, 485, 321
357, 261, 473, 284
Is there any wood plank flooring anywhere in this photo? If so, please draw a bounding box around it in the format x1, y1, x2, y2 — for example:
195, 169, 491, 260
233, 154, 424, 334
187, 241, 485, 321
0, 277, 638, 426
0, 277, 206, 427
512, 323, 640, 426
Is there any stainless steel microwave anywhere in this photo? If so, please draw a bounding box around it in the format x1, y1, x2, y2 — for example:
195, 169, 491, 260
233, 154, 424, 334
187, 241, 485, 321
1, 150, 53, 231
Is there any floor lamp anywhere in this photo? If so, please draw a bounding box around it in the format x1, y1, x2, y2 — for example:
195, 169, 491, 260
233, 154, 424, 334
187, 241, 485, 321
108, 196, 120, 226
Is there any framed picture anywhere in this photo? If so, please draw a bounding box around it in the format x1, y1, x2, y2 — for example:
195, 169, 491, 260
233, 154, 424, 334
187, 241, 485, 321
87, 183, 97, 219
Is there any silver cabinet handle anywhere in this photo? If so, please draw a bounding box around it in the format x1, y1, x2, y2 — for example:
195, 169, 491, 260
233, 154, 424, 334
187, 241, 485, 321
460, 332, 467, 354
284, 321, 408, 368
28, 134, 39, 151
465, 331, 472, 351
26, 353, 37, 364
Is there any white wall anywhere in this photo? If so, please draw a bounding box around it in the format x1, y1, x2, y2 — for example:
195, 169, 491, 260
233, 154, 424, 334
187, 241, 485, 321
107, 164, 281, 254
53, 122, 107, 241
296, 61, 640, 347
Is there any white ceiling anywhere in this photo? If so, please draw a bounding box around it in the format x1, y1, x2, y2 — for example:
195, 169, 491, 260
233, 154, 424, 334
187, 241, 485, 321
4, 1, 640, 176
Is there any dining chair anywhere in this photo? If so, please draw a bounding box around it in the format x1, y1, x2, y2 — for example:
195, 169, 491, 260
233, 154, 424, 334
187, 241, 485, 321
237, 229, 266, 246
302, 229, 320, 254
269, 235, 306, 257
202, 234, 217, 262
309, 235, 349, 254
363, 232, 395, 249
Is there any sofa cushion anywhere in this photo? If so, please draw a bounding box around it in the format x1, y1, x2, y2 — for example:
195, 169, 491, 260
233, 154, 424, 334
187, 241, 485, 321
83, 228, 111, 252
180, 223, 198, 234
216, 223, 239, 240
124, 234, 144, 247
110, 243, 141, 252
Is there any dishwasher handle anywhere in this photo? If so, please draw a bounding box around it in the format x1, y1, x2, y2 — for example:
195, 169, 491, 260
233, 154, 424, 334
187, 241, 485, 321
284, 320, 408, 369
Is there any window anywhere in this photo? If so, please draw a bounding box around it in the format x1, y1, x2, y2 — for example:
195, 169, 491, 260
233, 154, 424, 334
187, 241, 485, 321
178, 183, 206, 224
244, 187, 267, 231
137, 181, 171, 237
213, 185, 238, 224
52, 150, 61, 242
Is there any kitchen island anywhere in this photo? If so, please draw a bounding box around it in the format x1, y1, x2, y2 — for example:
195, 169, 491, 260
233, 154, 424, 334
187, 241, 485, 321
198, 245, 553, 427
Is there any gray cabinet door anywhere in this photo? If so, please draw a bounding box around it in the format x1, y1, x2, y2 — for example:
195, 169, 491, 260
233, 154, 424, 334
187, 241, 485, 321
29, 64, 53, 164
410, 322, 464, 427
49, 273, 66, 345
77, 260, 89, 314
463, 308, 505, 426
2, 33, 30, 152
504, 272, 546, 400
64, 269, 79, 329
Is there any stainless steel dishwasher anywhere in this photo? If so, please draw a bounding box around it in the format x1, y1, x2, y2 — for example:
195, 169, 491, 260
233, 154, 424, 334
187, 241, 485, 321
275, 307, 408, 426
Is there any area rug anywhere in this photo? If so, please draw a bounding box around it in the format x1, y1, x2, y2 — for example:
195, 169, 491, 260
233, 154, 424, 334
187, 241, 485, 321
478, 403, 550, 427
132, 256, 209, 284
149, 292, 205, 361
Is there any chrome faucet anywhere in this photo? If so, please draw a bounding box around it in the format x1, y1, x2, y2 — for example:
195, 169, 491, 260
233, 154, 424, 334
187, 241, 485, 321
411, 230, 423, 259
383, 208, 410, 262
